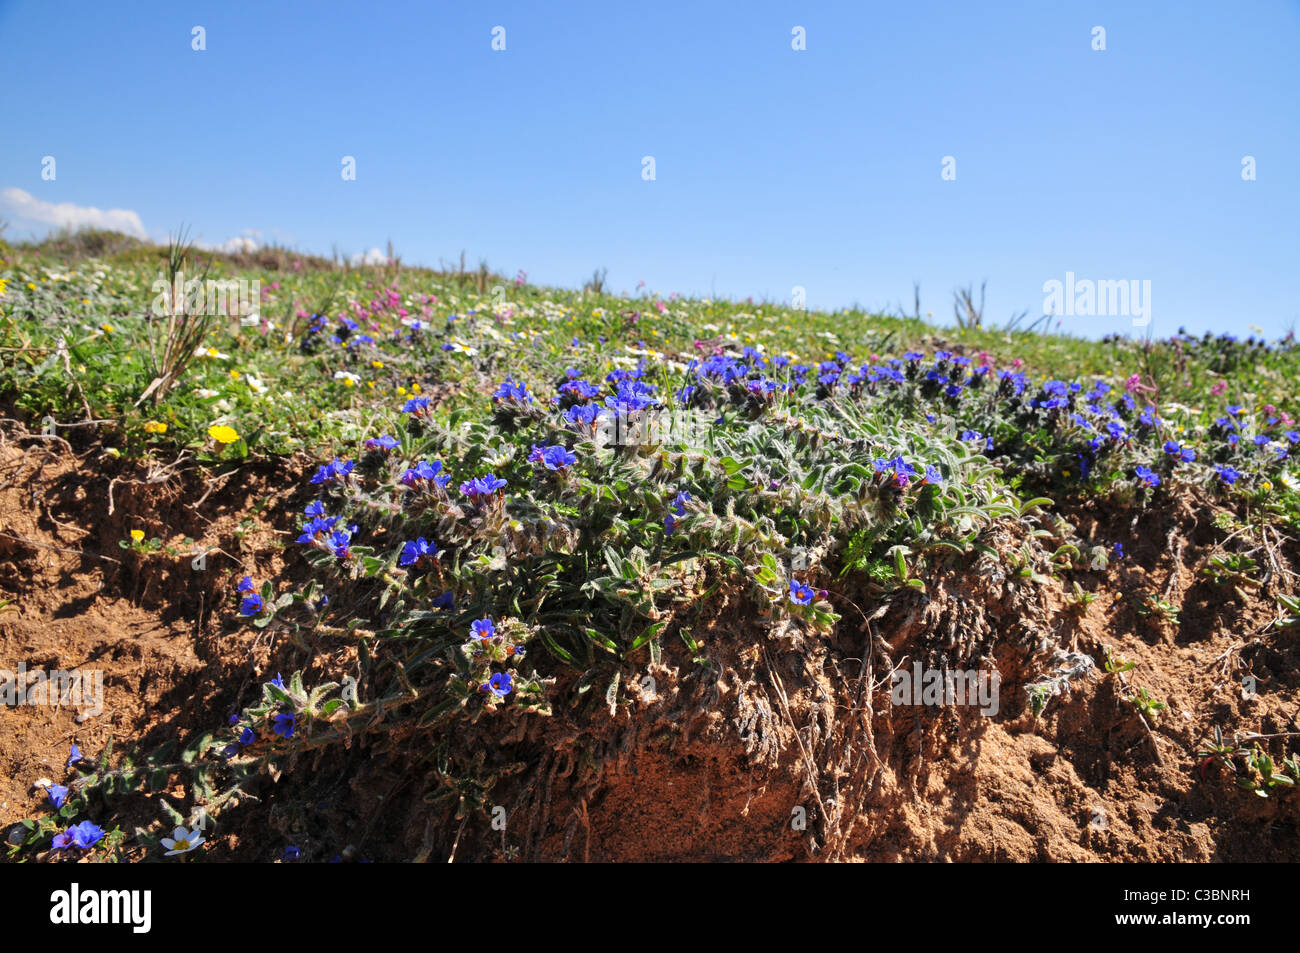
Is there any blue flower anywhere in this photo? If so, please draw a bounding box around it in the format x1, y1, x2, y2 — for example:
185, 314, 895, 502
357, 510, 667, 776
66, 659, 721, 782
272, 712, 296, 739
492, 378, 533, 404
1112, 542, 1125, 559
271, 674, 286, 690
239, 728, 255, 746
309, 458, 355, 485
484, 672, 513, 698
470, 618, 496, 641
460, 474, 507, 498
68, 820, 105, 850
923, 465, 943, 484
240, 594, 264, 617
1135, 465, 1160, 487
399, 537, 438, 567
400, 459, 449, 487
304, 500, 326, 517
432, 591, 455, 610
560, 379, 600, 400
530, 444, 577, 471
789, 580, 815, 605
283, 845, 301, 861
365, 434, 400, 451
564, 403, 601, 428
873, 455, 917, 487
326, 528, 354, 560
237, 576, 255, 593
51, 831, 73, 850
1215, 464, 1241, 485
665, 490, 691, 534
67, 743, 82, 769
46, 784, 69, 808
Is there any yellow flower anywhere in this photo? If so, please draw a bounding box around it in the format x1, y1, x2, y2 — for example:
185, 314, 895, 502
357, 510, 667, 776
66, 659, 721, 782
411, 383, 422, 394
396, 386, 407, 396
100, 324, 114, 333
371, 360, 384, 369
229, 370, 240, 380
130, 529, 145, 542
208, 425, 239, 444
0, 279, 8, 296
343, 377, 355, 388
26, 282, 36, 291
1261, 481, 1273, 492
144, 421, 167, 434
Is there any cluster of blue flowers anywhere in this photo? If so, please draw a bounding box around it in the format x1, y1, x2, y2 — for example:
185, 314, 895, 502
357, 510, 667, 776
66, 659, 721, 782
310, 457, 355, 485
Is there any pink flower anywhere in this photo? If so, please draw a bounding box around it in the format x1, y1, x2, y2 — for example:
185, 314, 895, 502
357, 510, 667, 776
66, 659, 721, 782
1126, 374, 1142, 392
1210, 380, 1228, 396
1011, 358, 1024, 368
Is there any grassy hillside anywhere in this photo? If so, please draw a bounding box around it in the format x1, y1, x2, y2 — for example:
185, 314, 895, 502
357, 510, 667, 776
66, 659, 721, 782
2, 231, 1297, 862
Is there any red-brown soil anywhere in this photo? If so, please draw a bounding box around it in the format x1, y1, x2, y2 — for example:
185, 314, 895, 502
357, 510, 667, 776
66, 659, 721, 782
1, 421, 1297, 862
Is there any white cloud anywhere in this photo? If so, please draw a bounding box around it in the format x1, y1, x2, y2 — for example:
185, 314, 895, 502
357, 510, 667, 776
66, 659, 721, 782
0, 186, 147, 238
197, 229, 261, 254
350, 247, 388, 266
208, 235, 259, 254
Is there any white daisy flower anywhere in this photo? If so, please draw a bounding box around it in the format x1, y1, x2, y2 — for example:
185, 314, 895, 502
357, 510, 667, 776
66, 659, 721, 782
160, 826, 205, 856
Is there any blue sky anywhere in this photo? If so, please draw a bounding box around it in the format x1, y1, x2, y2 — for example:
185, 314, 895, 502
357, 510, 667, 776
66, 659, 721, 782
2, 0, 1297, 339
